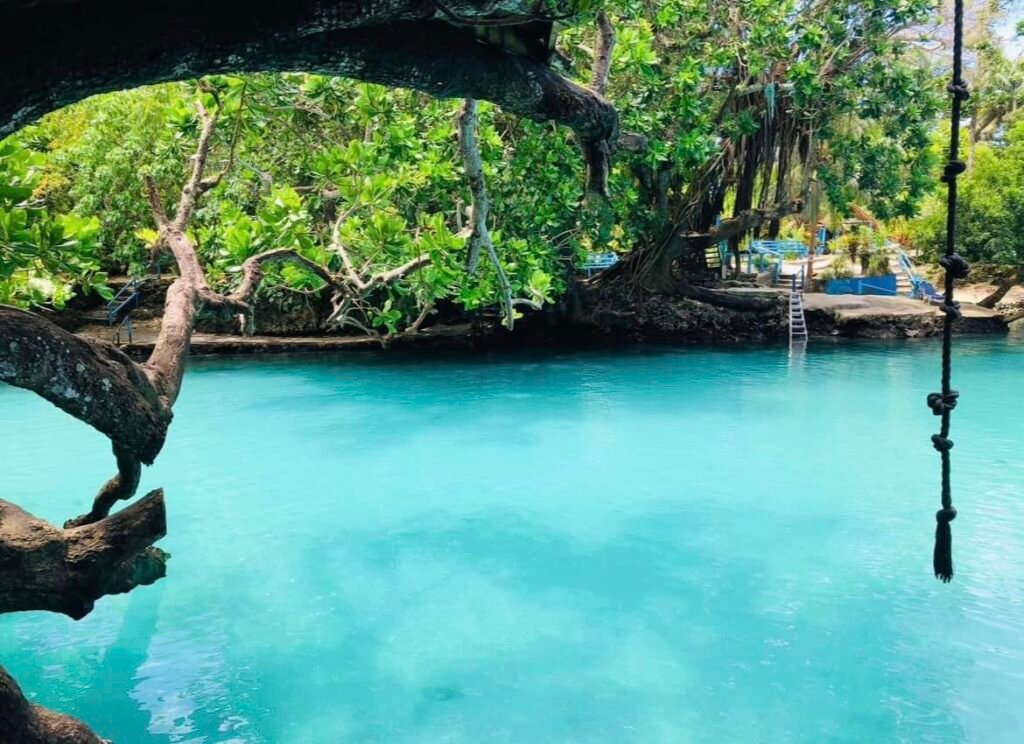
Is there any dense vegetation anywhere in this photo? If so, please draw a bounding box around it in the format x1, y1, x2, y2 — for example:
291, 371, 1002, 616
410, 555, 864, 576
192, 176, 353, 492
909, 9, 1024, 276
1, 0, 1020, 328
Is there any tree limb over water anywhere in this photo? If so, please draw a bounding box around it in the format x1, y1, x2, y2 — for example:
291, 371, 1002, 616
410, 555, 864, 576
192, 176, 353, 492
0, 1, 618, 194
0, 666, 107, 744
0, 490, 167, 619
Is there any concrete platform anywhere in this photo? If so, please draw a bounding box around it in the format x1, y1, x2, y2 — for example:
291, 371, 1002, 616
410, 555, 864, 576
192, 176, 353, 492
802, 293, 1007, 337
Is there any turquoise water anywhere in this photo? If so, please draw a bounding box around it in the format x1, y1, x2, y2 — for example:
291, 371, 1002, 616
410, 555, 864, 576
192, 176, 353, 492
2, 338, 1023, 743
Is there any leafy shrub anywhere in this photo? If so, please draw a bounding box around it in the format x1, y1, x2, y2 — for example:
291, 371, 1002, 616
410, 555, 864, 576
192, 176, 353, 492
820, 255, 855, 281
0, 136, 108, 307
909, 120, 1024, 269
865, 252, 892, 277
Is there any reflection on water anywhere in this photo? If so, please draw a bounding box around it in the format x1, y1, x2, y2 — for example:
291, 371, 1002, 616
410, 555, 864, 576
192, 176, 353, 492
1, 337, 1023, 743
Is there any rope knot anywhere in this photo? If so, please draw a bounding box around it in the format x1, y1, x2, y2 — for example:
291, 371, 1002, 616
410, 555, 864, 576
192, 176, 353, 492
936, 506, 957, 524
941, 160, 967, 183
931, 434, 954, 452
927, 390, 959, 416
946, 81, 970, 101
939, 301, 963, 321
939, 254, 971, 279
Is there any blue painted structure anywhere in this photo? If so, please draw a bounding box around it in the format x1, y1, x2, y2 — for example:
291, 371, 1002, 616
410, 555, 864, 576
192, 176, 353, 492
825, 274, 898, 296
581, 252, 619, 278
894, 247, 943, 301
749, 239, 809, 258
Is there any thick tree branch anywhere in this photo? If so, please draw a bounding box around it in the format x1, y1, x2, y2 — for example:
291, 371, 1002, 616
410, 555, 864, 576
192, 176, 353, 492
173, 100, 223, 230
64, 446, 142, 529
0, 667, 107, 744
675, 282, 778, 312
199, 83, 247, 193
230, 248, 338, 306
332, 218, 372, 292
143, 176, 170, 228
0, 306, 169, 464
591, 12, 615, 96
978, 268, 1019, 309
0, 4, 617, 192
143, 280, 201, 410
666, 199, 804, 261
367, 254, 433, 289
0, 490, 168, 620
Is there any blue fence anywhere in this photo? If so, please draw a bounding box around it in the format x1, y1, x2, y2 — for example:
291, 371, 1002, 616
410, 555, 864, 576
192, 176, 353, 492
825, 274, 898, 296
893, 246, 943, 301
581, 252, 619, 277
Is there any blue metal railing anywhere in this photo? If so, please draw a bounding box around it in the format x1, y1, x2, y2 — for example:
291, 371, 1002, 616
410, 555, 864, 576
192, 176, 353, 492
893, 245, 943, 301
580, 252, 619, 277
108, 279, 141, 344
744, 242, 808, 290
749, 239, 810, 258
747, 246, 783, 274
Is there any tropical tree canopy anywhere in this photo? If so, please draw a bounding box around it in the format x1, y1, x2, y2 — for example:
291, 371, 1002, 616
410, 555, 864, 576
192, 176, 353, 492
0, 0, 987, 322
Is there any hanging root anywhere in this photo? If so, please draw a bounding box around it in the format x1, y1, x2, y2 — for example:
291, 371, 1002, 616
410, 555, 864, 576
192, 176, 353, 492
457, 98, 513, 326
457, 98, 526, 328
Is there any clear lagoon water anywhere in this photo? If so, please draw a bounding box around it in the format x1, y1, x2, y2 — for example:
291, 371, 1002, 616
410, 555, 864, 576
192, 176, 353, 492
2, 337, 1023, 743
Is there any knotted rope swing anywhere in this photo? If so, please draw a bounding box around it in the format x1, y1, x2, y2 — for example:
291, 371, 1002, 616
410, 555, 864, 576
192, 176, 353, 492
930, 0, 971, 583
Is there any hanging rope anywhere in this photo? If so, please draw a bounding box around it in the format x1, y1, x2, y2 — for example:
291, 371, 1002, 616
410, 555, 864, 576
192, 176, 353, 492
930, 0, 971, 583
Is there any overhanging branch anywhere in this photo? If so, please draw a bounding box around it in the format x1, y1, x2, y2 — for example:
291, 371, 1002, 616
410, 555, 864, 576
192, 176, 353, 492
0, 306, 168, 464
0, 490, 168, 620
667, 199, 804, 260
1, 5, 617, 192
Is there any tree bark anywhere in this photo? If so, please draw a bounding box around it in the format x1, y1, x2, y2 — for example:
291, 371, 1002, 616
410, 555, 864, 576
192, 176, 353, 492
978, 268, 1020, 309
0, 667, 107, 744
0, 490, 167, 620
0, 306, 169, 464
0, 2, 617, 192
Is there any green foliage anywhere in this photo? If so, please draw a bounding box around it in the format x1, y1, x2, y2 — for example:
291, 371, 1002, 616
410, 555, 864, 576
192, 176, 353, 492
583, 0, 941, 237
0, 136, 106, 307
820, 255, 855, 281
0, 0, 957, 324
909, 120, 1024, 267
865, 252, 892, 278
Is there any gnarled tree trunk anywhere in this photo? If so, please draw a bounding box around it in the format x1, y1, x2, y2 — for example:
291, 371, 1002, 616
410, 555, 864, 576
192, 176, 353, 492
978, 268, 1020, 309
0, 668, 106, 744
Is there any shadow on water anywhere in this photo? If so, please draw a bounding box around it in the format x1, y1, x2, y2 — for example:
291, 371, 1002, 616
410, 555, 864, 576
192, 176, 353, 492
74, 585, 165, 741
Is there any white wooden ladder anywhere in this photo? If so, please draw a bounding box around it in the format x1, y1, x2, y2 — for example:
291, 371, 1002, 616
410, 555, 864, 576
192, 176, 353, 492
788, 275, 807, 346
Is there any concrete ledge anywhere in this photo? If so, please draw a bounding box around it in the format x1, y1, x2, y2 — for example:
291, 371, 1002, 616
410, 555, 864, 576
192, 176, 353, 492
803, 293, 1008, 337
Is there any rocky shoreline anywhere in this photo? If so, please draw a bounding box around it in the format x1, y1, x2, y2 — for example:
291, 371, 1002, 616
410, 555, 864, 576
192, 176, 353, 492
61, 277, 1016, 358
